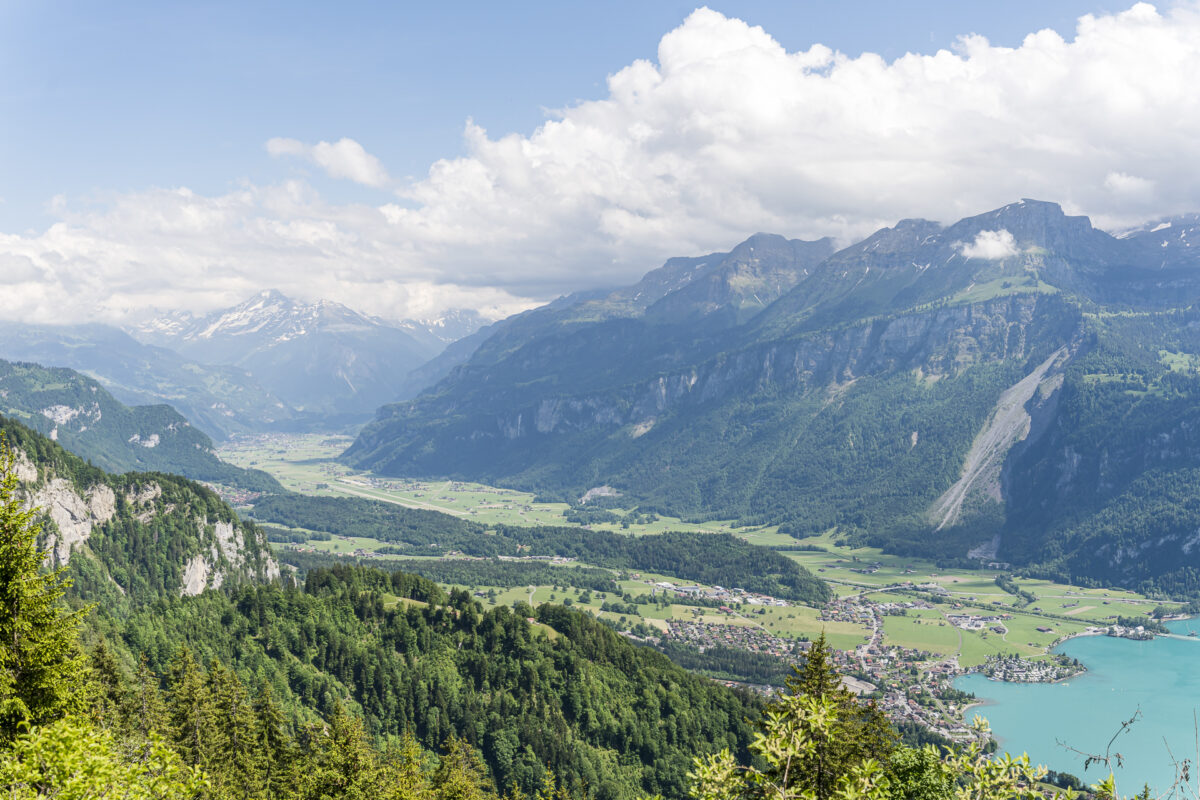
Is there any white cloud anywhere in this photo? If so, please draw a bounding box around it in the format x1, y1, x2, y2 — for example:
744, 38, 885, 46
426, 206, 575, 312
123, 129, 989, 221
267, 137, 391, 188
960, 229, 1019, 260
8, 3, 1200, 324
0, 184, 531, 324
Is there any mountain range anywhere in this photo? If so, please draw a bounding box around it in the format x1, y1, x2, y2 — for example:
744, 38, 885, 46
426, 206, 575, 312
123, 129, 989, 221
345, 200, 1200, 593
0, 321, 299, 439
0, 359, 281, 491
0, 293, 490, 439
132, 289, 448, 420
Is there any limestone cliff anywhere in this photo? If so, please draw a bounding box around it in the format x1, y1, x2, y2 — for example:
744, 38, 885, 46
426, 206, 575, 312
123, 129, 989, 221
3, 415, 278, 600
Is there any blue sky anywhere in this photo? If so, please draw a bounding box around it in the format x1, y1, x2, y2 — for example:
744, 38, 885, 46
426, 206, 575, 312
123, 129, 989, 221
1, 1, 1114, 231
2, 1, 1193, 324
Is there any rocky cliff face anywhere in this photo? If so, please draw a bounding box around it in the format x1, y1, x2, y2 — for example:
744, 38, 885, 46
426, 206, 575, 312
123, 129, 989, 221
351, 292, 1074, 471
4, 416, 277, 600
344, 200, 1200, 592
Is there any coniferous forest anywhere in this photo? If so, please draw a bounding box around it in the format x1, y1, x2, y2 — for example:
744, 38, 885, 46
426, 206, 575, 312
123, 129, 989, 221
0, 422, 1153, 799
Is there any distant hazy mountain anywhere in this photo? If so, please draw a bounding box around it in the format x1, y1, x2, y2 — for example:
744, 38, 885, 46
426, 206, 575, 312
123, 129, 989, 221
346, 200, 1200, 593
396, 308, 491, 346
0, 359, 281, 491
0, 322, 296, 440
134, 290, 444, 418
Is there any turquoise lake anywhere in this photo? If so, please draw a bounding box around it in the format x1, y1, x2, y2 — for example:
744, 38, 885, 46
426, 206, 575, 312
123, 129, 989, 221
954, 619, 1200, 794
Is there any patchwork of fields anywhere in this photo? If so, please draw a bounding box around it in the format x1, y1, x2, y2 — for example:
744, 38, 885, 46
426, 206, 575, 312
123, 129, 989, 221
220, 433, 1178, 673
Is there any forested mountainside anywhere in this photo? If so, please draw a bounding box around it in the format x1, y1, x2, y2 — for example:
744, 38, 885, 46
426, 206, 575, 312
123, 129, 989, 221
346, 200, 1200, 593
0, 415, 278, 600
97, 567, 761, 800
0, 417, 771, 799
134, 290, 445, 418
0, 321, 298, 439
0, 360, 280, 492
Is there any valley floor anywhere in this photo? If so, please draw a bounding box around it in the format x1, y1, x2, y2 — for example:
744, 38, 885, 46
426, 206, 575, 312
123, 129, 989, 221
218, 432, 1182, 745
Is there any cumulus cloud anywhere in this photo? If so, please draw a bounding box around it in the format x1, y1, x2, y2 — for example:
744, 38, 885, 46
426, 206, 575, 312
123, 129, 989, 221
267, 137, 391, 187
0, 184, 531, 324
960, 229, 1019, 260
7, 3, 1200, 324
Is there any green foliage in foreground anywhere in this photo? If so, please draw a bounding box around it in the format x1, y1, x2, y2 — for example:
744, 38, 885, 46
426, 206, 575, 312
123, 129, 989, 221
683, 635, 1148, 800
0, 443, 89, 736
0, 718, 207, 800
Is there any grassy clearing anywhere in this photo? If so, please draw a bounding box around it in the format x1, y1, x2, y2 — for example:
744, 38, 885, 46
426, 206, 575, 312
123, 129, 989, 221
882, 611, 960, 654
220, 432, 765, 536
948, 276, 1057, 307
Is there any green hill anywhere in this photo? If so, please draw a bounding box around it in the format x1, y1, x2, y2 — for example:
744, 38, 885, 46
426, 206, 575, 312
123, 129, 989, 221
0, 359, 281, 492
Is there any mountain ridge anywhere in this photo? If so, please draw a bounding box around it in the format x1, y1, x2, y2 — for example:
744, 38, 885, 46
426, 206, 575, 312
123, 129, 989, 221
344, 199, 1200, 592
0, 358, 281, 492
132, 290, 444, 417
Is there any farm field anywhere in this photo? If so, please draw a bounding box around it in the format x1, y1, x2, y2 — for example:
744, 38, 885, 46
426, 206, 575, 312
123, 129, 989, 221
219, 432, 760, 535
229, 433, 1180, 672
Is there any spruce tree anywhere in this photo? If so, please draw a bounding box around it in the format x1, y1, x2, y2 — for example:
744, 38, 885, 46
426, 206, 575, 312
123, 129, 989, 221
207, 658, 264, 797
0, 440, 88, 738
256, 682, 295, 798
166, 648, 216, 769
432, 734, 495, 800
775, 632, 896, 800
300, 701, 383, 800
132, 652, 169, 740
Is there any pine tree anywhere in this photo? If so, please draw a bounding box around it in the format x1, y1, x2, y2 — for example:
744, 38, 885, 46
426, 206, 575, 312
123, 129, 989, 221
87, 637, 129, 732
207, 658, 264, 797
132, 652, 169, 740
775, 632, 896, 800
432, 734, 495, 800
0, 440, 89, 738
255, 681, 295, 798
383, 732, 432, 800
299, 701, 383, 800
166, 648, 217, 769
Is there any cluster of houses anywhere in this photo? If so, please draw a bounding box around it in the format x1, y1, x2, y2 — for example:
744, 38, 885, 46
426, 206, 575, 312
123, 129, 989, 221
878, 687, 976, 740
975, 653, 1082, 683
208, 484, 264, 508
1106, 623, 1154, 640
820, 598, 877, 625
650, 581, 791, 607
665, 620, 808, 658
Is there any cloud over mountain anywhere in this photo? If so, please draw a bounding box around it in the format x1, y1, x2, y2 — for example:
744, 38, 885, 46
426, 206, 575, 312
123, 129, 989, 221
4, 3, 1200, 324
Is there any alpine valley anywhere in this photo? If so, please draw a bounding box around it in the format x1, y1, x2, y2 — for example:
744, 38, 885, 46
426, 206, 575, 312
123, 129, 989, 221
10, 198, 1200, 800
347, 200, 1200, 595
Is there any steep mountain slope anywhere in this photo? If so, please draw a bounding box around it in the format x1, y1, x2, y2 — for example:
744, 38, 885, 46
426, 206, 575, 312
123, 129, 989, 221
2, 415, 278, 601
0, 321, 296, 439
0, 360, 280, 492
346, 200, 1200, 592
135, 290, 444, 417
100, 566, 760, 800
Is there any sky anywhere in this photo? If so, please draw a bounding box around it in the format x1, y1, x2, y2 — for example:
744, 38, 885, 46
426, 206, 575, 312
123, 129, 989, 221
4, 0, 1198, 325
